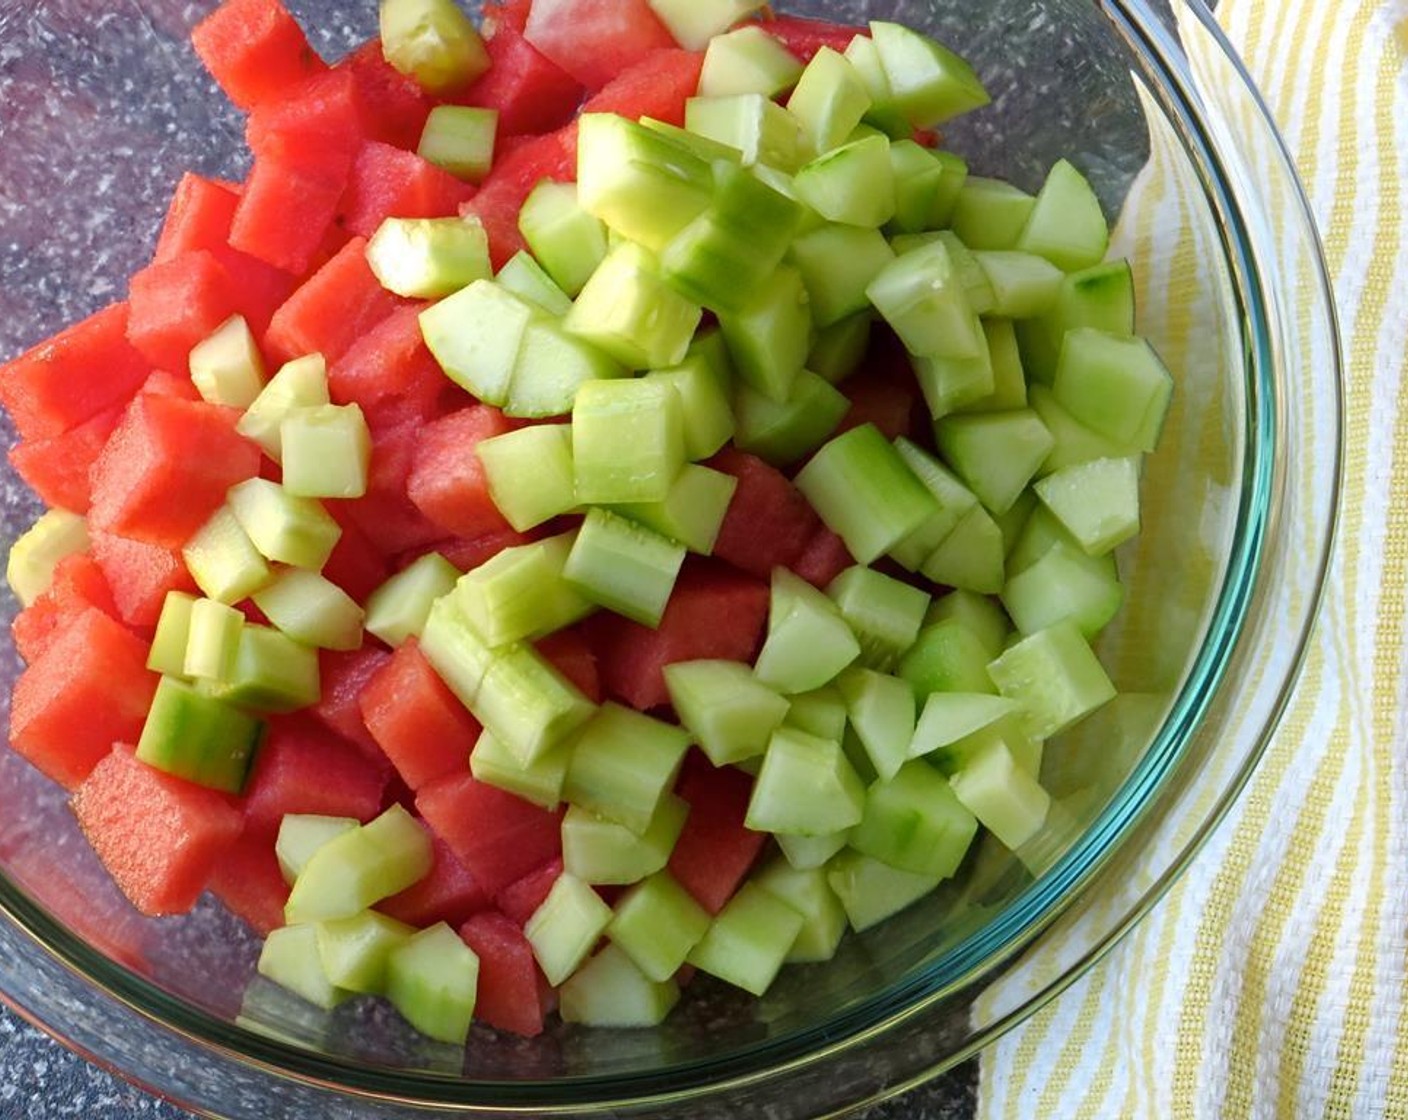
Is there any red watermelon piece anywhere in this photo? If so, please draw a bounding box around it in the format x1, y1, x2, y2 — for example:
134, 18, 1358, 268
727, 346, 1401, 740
586, 559, 770, 711
153, 174, 241, 263
210, 247, 300, 339
190, 0, 327, 112
461, 124, 577, 268
229, 153, 348, 276
340, 40, 434, 151
483, 0, 532, 35
406, 406, 517, 539
359, 639, 481, 791
429, 528, 534, 574
836, 368, 919, 441
792, 527, 854, 589
535, 627, 601, 703
494, 857, 563, 926
0, 302, 149, 442
138, 369, 202, 401
72, 744, 244, 916
242, 717, 388, 834
264, 237, 403, 366
707, 447, 821, 579
753, 14, 866, 62
338, 142, 478, 239
9, 609, 158, 790
329, 420, 445, 558
311, 646, 393, 764
320, 516, 391, 604
458, 25, 584, 139
245, 67, 366, 176
579, 48, 705, 127
668, 752, 766, 914
459, 911, 550, 1037
11, 553, 119, 665
523, 0, 677, 92
379, 836, 489, 929
89, 531, 197, 630
206, 828, 291, 936
8, 403, 122, 514
125, 250, 244, 373
328, 303, 447, 432
416, 773, 563, 898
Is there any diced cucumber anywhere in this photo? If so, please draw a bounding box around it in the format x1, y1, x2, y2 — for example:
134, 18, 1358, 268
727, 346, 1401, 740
698, 25, 804, 98
986, 620, 1116, 739
227, 479, 341, 571
1051, 328, 1172, 451
745, 726, 866, 835
957, 318, 1027, 413
316, 910, 415, 995
734, 368, 849, 467
919, 503, 1005, 594
888, 437, 979, 570
563, 507, 686, 628
835, 667, 915, 782
687, 881, 806, 996
887, 139, 947, 233
753, 856, 848, 963
925, 149, 969, 226
1008, 502, 1111, 575
1016, 259, 1137, 385
385, 923, 480, 1045
453, 532, 593, 647
794, 134, 895, 228
258, 924, 352, 1011
866, 238, 981, 359
934, 409, 1054, 515
930, 709, 1042, 779
190, 315, 266, 409
785, 46, 871, 155
209, 624, 320, 713
148, 590, 196, 678
646, 355, 735, 460
559, 944, 680, 1027
280, 403, 372, 500
898, 617, 997, 697
849, 759, 978, 877
825, 849, 940, 932
776, 829, 849, 872
869, 20, 989, 127
135, 675, 263, 794
183, 505, 274, 605
908, 692, 1017, 759
1034, 457, 1141, 556
285, 804, 433, 925
826, 565, 930, 670
379, 0, 489, 94
418, 104, 497, 182
788, 223, 895, 327
716, 264, 813, 402
563, 703, 691, 835
783, 686, 848, 742
795, 424, 939, 565
808, 312, 872, 384
929, 231, 997, 314
237, 353, 328, 461
183, 597, 243, 681
366, 216, 492, 299
926, 589, 1010, 659
1016, 158, 1109, 272
949, 737, 1050, 850
572, 378, 685, 505
844, 34, 910, 139
973, 251, 1063, 319
276, 814, 360, 885
525, 871, 615, 986
754, 568, 862, 694
470, 727, 570, 809
519, 182, 609, 298
608, 871, 711, 983
562, 794, 688, 885
506, 318, 626, 419
641, 117, 747, 164
950, 178, 1036, 251
648, 0, 763, 49
6, 508, 89, 608
419, 280, 532, 407
912, 320, 994, 419
495, 251, 573, 316
474, 642, 596, 764
615, 463, 737, 556
664, 660, 789, 766
476, 424, 577, 534
1028, 383, 1131, 473
686, 94, 807, 173
418, 593, 496, 707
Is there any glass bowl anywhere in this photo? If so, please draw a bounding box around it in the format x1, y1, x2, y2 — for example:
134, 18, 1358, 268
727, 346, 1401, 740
0, 0, 1340, 1116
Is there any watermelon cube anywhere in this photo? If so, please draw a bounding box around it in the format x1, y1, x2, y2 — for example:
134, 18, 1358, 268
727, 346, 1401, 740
791, 527, 855, 589
242, 716, 388, 834
459, 911, 550, 1037
535, 627, 601, 704
210, 247, 300, 339
328, 421, 445, 558
379, 836, 489, 929
0, 302, 149, 441
523, 0, 677, 91
264, 237, 404, 366
11, 553, 120, 665
406, 406, 517, 539
494, 857, 563, 926
483, 0, 532, 35
9, 609, 159, 789
328, 304, 448, 432
153, 174, 241, 263
579, 48, 705, 127
667, 752, 767, 914
229, 154, 348, 276
706, 448, 822, 580
458, 25, 584, 138
427, 529, 535, 575
752, 14, 866, 62
190, 0, 327, 112
320, 514, 392, 605
138, 369, 202, 402
416, 773, 563, 897
245, 68, 366, 176
72, 744, 244, 916
340, 40, 434, 151
339, 142, 478, 239
206, 828, 291, 936
89, 530, 198, 630
836, 366, 919, 441
312, 646, 393, 763
8, 403, 122, 514
461, 125, 577, 268
126, 250, 244, 373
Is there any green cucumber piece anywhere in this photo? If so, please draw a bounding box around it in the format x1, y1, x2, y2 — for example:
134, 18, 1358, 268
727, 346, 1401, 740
1001, 540, 1124, 641
476, 424, 577, 533
183, 505, 273, 605
148, 590, 197, 678
908, 692, 1017, 759
364, 552, 458, 649
844, 34, 910, 139
418, 104, 497, 182
793, 133, 895, 228
957, 318, 1027, 413
608, 871, 711, 983
849, 759, 978, 878
949, 736, 1050, 850
1016, 158, 1109, 272
973, 250, 1064, 319
474, 642, 596, 764
745, 726, 866, 836
664, 660, 789, 766
734, 368, 849, 467
716, 263, 813, 402
183, 597, 243, 681
887, 139, 948, 233
686, 94, 807, 172
1051, 328, 1172, 451
789, 224, 895, 327
6, 508, 89, 608
258, 924, 352, 1011
366, 216, 492, 299
209, 624, 320, 713
898, 617, 997, 697
563, 702, 691, 835
316, 910, 415, 995
518, 181, 609, 297
868, 21, 990, 127
385, 922, 480, 1045
285, 804, 433, 925
912, 319, 994, 419
783, 686, 848, 742
825, 849, 940, 932
986, 620, 1116, 739
418, 593, 495, 707
777, 830, 849, 871
453, 532, 593, 647
835, 667, 915, 782
640, 117, 747, 164
470, 728, 570, 810
525, 871, 615, 986
419, 279, 532, 406
276, 814, 360, 885
562, 793, 688, 885
559, 944, 680, 1027
785, 46, 871, 154
995, 484, 1036, 559
506, 318, 626, 419
687, 881, 806, 996
646, 354, 735, 460
950, 178, 1036, 251
934, 409, 1054, 515
926, 149, 969, 226
379, 0, 489, 94
563, 507, 686, 628
495, 250, 573, 316
572, 378, 685, 505
887, 437, 979, 570
227, 479, 341, 571
808, 311, 872, 384
135, 675, 263, 794
190, 315, 266, 409
753, 568, 862, 694
1034, 457, 1141, 556
826, 565, 929, 671
753, 857, 847, 963
1016, 259, 1137, 385
925, 588, 1010, 659
647, 0, 763, 49
615, 464, 738, 556
866, 238, 981, 358
698, 25, 804, 98
237, 353, 328, 461
919, 503, 1005, 594
1028, 383, 1131, 473
1008, 502, 1110, 575
280, 403, 372, 500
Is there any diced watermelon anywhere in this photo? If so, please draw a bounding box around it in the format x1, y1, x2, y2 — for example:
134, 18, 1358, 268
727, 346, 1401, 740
406, 406, 517, 539
458, 25, 584, 139
836, 366, 919, 441
190, 0, 327, 112
139, 369, 202, 401
206, 828, 291, 936
379, 836, 489, 929
524, 0, 677, 92
667, 752, 766, 914
0, 302, 149, 441
416, 773, 563, 897
125, 250, 243, 373
210, 247, 300, 339
483, 0, 532, 36
706, 447, 821, 579
359, 639, 481, 791
339, 142, 478, 239
89, 531, 197, 630
153, 174, 241, 263
425, 528, 534, 574
8, 403, 122, 514
11, 553, 120, 665
9, 609, 159, 790
586, 559, 769, 710
245, 68, 366, 177
88, 393, 261, 548
579, 48, 705, 127
791, 527, 854, 589
311, 646, 393, 764
73, 744, 244, 916
752, 14, 866, 62
264, 237, 404, 366
328, 304, 447, 431
229, 154, 348, 276
320, 516, 391, 604
494, 857, 563, 926
535, 627, 601, 703
459, 911, 549, 1037
339, 40, 434, 151
242, 716, 388, 834
328, 420, 445, 558
461, 124, 577, 268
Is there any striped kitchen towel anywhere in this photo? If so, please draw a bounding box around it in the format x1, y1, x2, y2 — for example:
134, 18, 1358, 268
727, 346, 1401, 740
980, 1, 1408, 1117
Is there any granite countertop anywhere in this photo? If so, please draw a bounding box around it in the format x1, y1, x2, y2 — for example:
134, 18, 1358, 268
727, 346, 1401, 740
0, 1003, 977, 1118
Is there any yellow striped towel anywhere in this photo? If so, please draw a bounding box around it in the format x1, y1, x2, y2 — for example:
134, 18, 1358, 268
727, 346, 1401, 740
980, 1, 1408, 1117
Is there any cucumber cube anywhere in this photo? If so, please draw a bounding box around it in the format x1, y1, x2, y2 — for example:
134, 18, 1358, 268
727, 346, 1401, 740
972, 251, 1063, 319
898, 617, 998, 697
866, 239, 981, 359
776, 829, 849, 872
280, 403, 372, 499
1001, 541, 1124, 639
563, 243, 701, 370
453, 532, 594, 647
418, 104, 497, 182
949, 736, 1051, 850
316, 910, 415, 994
835, 667, 915, 782
746, 726, 866, 835
827, 565, 929, 671
950, 178, 1036, 251
210, 624, 320, 713
474, 643, 597, 764
562, 793, 688, 885
1033, 457, 1141, 556
183, 597, 243, 681
987, 621, 1116, 739
560, 944, 680, 1027
928, 707, 1042, 778
148, 590, 196, 678
363, 551, 460, 648
608, 871, 710, 982
276, 814, 360, 885
753, 857, 847, 963
868, 21, 990, 127
663, 660, 789, 766
615, 464, 738, 556
253, 568, 365, 651
563, 703, 691, 834
237, 354, 329, 461
754, 568, 862, 693
716, 264, 813, 401
646, 355, 735, 460
1008, 502, 1107, 575
928, 149, 969, 226
793, 134, 895, 228
227, 479, 341, 571
888, 437, 979, 570
419, 279, 532, 407
1052, 328, 1173, 451
734, 369, 849, 468
808, 312, 872, 384
136, 675, 263, 794
470, 728, 570, 810
789, 224, 895, 327
783, 686, 848, 741
958, 318, 1027, 414
379, 0, 489, 94
686, 94, 807, 172
786, 46, 871, 155
495, 250, 573, 316
418, 593, 495, 707
647, 0, 763, 50
687, 881, 805, 996
563, 508, 686, 628
640, 117, 747, 164
572, 378, 686, 505
850, 759, 978, 878
931, 231, 997, 314
6, 508, 89, 608
887, 139, 948, 233
908, 692, 1017, 759
525, 871, 615, 985
258, 924, 352, 1011
285, 804, 433, 925
183, 505, 274, 605
912, 323, 994, 420
844, 34, 909, 139
366, 216, 492, 299
1017, 259, 1137, 385
698, 25, 803, 98
826, 849, 941, 932
385, 923, 480, 1045
475, 424, 576, 533
926, 588, 1011, 658
190, 314, 266, 409
919, 504, 1006, 594
795, 424, 939, 565
519, 181, 609, 297
1016, 158, 1109, 272
506, 318, 627, 420
934, 409, 1054, 515
1028, 383, 1130, 473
